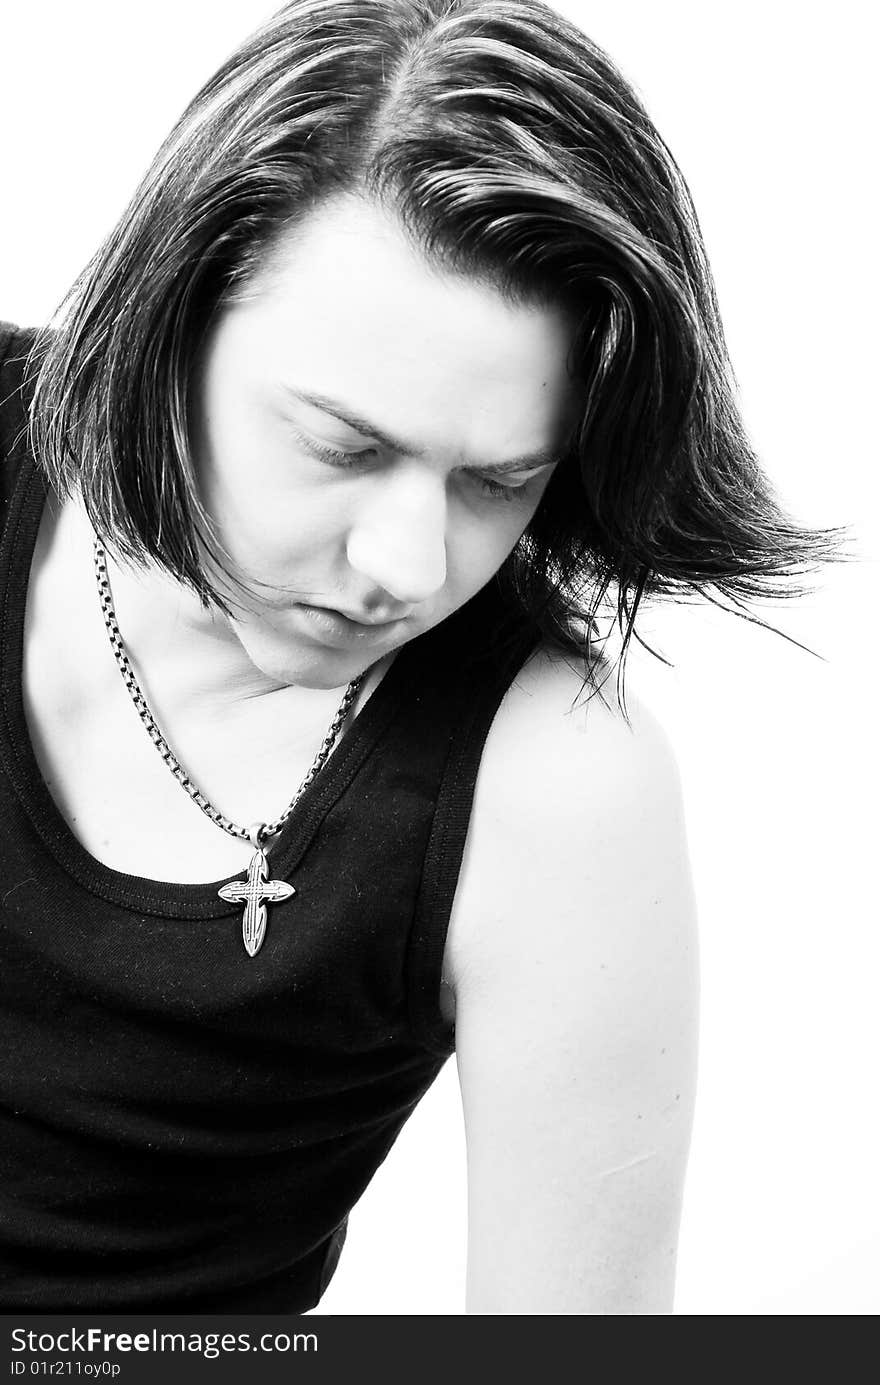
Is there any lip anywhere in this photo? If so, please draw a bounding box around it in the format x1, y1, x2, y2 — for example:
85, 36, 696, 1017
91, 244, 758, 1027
331, 607, 402, 627
294, 603, 406, 649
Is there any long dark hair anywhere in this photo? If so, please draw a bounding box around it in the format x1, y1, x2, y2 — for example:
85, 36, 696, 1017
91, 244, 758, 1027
26, 0, 850, 706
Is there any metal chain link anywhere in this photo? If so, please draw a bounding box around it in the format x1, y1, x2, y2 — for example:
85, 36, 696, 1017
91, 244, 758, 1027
93, 536, 363, 848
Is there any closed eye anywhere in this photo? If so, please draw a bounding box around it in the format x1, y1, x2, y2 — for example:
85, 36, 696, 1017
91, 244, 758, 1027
475, 471, 549, 501
305, 438, 378, 466
474, 460, 557, 495
294, 428, 556, 499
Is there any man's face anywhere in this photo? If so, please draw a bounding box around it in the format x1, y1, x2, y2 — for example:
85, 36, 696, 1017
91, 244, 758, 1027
192, 193, 581, 689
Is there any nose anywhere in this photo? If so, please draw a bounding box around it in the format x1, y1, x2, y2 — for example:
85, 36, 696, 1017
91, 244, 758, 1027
346, 468, 448, 605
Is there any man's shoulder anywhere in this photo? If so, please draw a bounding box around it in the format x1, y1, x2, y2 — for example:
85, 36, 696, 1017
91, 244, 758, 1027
444, 639, 689, 991
479, 639, 679, 808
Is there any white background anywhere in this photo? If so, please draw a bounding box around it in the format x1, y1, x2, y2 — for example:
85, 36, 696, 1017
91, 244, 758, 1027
1, 2, 876, 1315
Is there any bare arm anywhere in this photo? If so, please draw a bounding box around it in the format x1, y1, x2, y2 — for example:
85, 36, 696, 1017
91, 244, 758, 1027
446, 654, 700, 1314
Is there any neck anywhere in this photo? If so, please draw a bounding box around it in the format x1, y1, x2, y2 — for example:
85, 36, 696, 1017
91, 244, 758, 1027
43, 492, 385, 731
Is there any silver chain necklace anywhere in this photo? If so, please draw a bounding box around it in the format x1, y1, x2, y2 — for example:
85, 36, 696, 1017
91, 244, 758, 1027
93, 536, 363, 957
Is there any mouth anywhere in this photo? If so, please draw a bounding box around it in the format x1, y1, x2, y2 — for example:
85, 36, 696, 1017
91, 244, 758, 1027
294, 603, 407, 648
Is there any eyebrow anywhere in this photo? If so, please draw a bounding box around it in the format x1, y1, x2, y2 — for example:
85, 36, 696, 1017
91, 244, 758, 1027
282, 384, 564, 475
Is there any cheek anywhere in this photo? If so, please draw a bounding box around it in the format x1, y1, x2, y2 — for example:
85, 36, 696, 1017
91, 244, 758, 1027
447, 497, 539, 587
197, 428, 338, 563
220, 496, 344, 583
197, 376, 293, 505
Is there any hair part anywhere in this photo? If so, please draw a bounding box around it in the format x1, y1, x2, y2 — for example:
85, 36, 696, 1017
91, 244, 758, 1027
26, 0, 852, 717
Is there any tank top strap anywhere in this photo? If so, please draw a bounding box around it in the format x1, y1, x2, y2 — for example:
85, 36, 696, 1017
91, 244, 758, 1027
405, 580, 542, 1055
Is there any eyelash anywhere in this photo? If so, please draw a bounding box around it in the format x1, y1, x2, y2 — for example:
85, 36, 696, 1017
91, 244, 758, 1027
305, 440, 531, 502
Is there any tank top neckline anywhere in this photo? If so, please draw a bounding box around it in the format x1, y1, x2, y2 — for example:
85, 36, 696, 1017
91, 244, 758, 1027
0, 455, 433, 919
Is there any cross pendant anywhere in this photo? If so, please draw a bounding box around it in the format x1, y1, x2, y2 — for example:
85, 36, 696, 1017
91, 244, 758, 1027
217, 845, 296, 957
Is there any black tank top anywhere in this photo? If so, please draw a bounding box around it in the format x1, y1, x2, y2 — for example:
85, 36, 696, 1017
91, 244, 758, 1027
0, 323, 541, 1312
